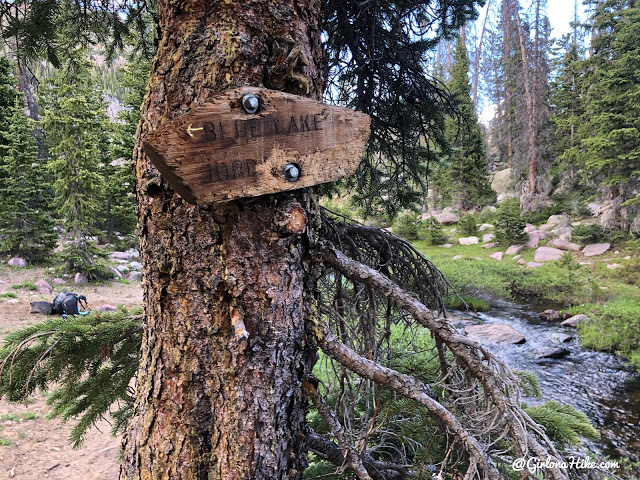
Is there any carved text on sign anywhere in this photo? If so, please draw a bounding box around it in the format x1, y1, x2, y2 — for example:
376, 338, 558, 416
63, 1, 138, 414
142, 87, 371, 205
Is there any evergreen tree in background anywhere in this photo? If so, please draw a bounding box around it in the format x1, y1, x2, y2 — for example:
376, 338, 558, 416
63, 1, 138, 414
106, 54, 151, 240
580, 0, 640, 232
443, 36, 495, 210
40, 53, 109, 276
549, 33, 590, 209
0, 57, 18, 170
0, 96, 57, 261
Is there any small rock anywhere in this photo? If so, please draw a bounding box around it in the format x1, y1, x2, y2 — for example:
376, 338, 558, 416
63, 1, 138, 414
482, 233, 495, 243
539, 223, 555, 232
607, 264, 622, 270
518, 259, 527, 265
117, 265, 130, 274
30, 301, 53, 315
465, 323, 526, 345
614, 250, 619, 255
624, 255, 632, 260
583, 243, 611, 257
452, 255, 464, 260
482, 242, 499, 248
548, 238, 582, 252
535, 347, 570, 359
440, 243, 453, 248
512, 255, 522, 260
459, 236, 479, 245
129, 261, 142, 271
527, 261, 544, 268
478, 223, 494, 231
551, 226, 573, 238
128, 271, 142, 282
482, 206, 497, 214
35, 279, 53, 295
74, 273, 88, 286
108, 266, 122, 279
534, 247, 564, 262
539, 309, 560, 321
505, 244, 523, 255
552, 332, 573, 343
587, 202, 601, 217
8, 257, 27, 268
96, 304, 117, 313
52, 278, 65, 285
490, 252, 504, 261
524, 223, 537, 233
526, 232, 542, 248
561, 314, 588, 327
125, 248, 140, 259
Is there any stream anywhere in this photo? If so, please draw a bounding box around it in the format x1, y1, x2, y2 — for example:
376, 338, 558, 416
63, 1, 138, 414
456, 300, 640, 462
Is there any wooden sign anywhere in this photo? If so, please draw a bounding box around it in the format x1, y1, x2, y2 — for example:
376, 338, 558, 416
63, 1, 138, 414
142, 87, 371, 205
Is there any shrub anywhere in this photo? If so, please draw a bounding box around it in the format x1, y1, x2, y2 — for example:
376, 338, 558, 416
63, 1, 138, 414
572, 224, 608, 244
458, 214, 478, 236
392, 210, 423, 240
494, 199, 527, 244
424, 217, 447, 245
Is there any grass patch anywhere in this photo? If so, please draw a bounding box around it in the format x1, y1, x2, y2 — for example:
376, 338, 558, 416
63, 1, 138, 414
446, 294, 490, 312
0, 292, 17, 298
0, 412, 37, 421
11, 281, 37, 291
0, 437, 10, 446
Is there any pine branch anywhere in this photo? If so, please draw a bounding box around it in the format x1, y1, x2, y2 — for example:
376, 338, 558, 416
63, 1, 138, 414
0, 309, 143, 447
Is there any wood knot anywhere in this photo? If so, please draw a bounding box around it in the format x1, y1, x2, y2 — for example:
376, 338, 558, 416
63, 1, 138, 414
286, 207, 306, 234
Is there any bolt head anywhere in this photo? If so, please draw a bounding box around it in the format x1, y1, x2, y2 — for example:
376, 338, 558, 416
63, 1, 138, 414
242, 94, 259, 114
284, 164, 300, 182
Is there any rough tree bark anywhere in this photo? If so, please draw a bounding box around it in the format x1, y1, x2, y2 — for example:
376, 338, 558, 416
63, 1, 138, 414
120, 0, 323, 478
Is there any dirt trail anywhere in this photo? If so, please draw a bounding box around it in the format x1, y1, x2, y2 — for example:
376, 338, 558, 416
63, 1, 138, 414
0, 266, 143, 479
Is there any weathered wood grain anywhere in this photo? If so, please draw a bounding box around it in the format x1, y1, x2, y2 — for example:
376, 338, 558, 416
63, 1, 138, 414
142, 87, 370, 204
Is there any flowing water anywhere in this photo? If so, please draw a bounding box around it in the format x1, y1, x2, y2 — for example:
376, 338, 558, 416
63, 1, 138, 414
457, 300, 640, 462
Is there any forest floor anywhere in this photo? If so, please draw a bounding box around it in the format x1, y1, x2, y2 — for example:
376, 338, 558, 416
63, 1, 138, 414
0, 266, 142, 479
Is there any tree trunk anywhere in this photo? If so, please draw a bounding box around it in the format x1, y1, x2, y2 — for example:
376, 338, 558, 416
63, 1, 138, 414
120, 1, 323, 479
471, 0, 490, 109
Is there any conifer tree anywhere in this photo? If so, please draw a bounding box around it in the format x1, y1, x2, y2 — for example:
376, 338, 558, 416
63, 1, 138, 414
105, 54, 151, 240
40, 53, 109, 276
0, 96, 57, 261
443, 36, 495, 210
0, 57, 18, 179
580, 0, 640, 232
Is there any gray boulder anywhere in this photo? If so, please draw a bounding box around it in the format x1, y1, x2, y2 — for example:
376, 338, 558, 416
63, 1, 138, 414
110, 251, 133, 261
35, 279, 53, 295
459, 236, 479, 245
435, 212, 460, 225
465, 323, 526, 345
548, 238, 581, 252
109, 266, 123, 279
482, 233, 495, 242
539, 309, 560, 321
535, 347, 570, 359
74, 272, 88, 286
129, 271, 142, 282
8, 257, 27, 268
561, 314, 588, 327
491, 168, 513, 194
582, 243, 611, 257
534, 247, 564, 262
527, 261, 544, 268
505, 244, 523, 255
52, 278, 65, 285
482, 242, 499, 248
129, 261, 142, 271
551, 332, 573, 343
490, 252, 504, 261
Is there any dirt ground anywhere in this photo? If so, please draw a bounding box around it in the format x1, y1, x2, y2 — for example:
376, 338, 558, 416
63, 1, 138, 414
0, 265, 143, 479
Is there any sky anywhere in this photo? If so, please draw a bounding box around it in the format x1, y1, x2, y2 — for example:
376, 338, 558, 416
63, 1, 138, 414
474, 0, 587, 122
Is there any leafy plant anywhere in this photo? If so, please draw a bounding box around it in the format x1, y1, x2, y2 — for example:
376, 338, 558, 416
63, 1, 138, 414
494, 199, 527, 244
458, 214, 479, 236
572, 224, 608, 244
392, 210, 422, 240
424, 217, 447, 245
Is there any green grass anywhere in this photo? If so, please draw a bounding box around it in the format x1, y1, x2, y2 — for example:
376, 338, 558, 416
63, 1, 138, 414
0, 437, 10, 446
0, 412, 37, 421
0, 292, 17, 298
11, 281, 37, 291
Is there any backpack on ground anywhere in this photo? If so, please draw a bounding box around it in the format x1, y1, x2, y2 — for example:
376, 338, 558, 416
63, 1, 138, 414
53, 291, 89, 316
